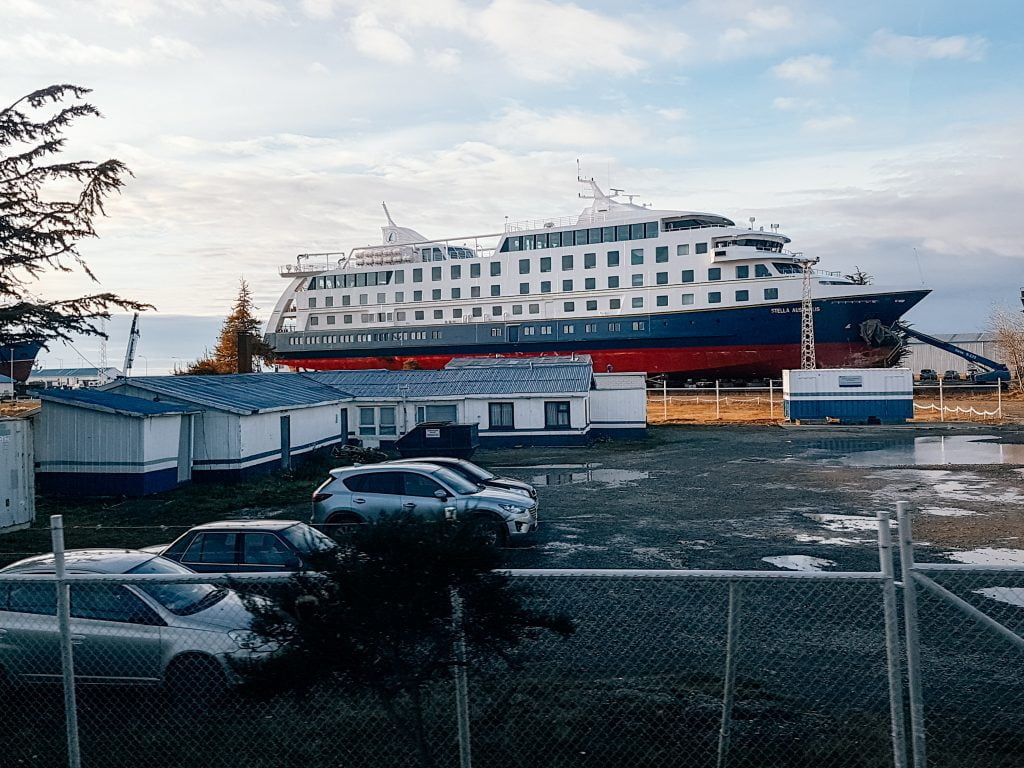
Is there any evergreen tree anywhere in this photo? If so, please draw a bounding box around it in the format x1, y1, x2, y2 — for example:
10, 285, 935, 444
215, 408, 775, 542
1, 84, 150, 348
181, 279, 273, 374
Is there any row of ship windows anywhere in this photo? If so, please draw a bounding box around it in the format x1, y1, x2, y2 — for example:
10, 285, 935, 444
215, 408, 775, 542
308, 265, 777, 308
288, 320, 654, 346
301, 287, 782, 328
305, 243, 760, 291
500, 221, 661, 251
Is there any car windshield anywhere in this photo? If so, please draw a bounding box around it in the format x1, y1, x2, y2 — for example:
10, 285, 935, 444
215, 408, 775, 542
433, 466, 481, 494
280, 523, 337, 553
128, 557, 226, 616
460, 462, 496, 481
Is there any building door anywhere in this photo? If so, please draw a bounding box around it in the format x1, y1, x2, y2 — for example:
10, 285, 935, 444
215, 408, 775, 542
508, 325, 520, 343
339, 408, 349, 444
280, 415, 291, 470
176, 416, 192, 483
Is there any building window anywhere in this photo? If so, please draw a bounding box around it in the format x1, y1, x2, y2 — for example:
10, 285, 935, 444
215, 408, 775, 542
586, 299, 597, 310
609, 322, 621, 331
453, 308, 462, 318
631, 274, 644, 287
490, 262, 501, 277
309, 316, 319, 326
433, 309, 444, 319
415, 404, 458, 424
562, 254, 573, 271
490, 328, 502, 337
540, 257, 552, 273
519, 259, 530, 274
632, 321, 645, 331
764, 287, 779, 300
358, 407, 376, 436
327, 315, 336, 324
656, 246, 668, 263
563, 324, 574, 333
413, 268, 423, 282
451, 288, 461, 299
395, 270, 405, 284
490, 285, 500, 297
359, 294, 368, 305
344, 314, 354, 323
523, 326, 535, 336
584, 253, 596, 269
512, 305, 523, 315
472, 307, 482, 317
562, 279, 573, 291
736, 265, 750, 279
656, 272, 668, 285
430, 266, 441, 281
682, 270, 694, 283
607, 250, 620, 267
470, 263, 481, 278
656, 295, 668, 306
489, 402, 514, 429
413, 290, 423, 302
735, 290, 749, 302
677, 244, 690, 256
395, 291, 405, 302
415, 310, 425, 320
492, 306, 502, 316
520, 282, 530, 295
631, 249, 643, 265
608, 275, 620, 289
756, 264, 772, 278
609, 298, 621, 309
325, 296, 334, 308
541, 281, 552, 293
696, 242, 708, 254
585, 323, 597, 332
451, 265, 461, 280
309, 297, 317, 308
682, 293, 694, 305
432, 289, 442, 300
708, 292, 722, 303
544, 401, 571, 429
564, 302, 575, 312
708, 268, 721, 281
632, 296, 644, 308
342, 295, 351, 306
540, 325, 552, 335
529, 303, 540, 314
584, 277, 596, 290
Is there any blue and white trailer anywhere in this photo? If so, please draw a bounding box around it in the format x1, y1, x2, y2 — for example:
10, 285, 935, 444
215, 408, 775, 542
783, 368, 913, 424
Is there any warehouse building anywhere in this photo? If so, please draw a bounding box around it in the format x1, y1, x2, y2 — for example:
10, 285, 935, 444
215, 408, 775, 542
0, 418, 34, 534
29, 366, 122, 389
0, 374, 13, 399
34, 389, 199, 496
903, 333, 1003, 377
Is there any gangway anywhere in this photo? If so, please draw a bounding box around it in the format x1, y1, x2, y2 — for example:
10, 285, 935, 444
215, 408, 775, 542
899, 325, 1009, 383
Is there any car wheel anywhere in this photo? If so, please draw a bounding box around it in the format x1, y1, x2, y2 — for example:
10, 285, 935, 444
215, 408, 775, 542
470, 516, 507, 548
326, 512, 364, 543
164, 655, 227, 709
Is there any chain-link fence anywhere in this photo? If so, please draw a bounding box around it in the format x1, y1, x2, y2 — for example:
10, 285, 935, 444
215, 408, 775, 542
0, 509, 1020, 768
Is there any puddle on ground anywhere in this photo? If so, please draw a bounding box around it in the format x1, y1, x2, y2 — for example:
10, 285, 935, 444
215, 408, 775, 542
974, 587, 1024, 608
921, 506, 980, 517
763, 555, 837, 572
824, 436, 1024, 466
943, 548, 1024, 566
803, 513, 879, 532
529, 468, 651, 487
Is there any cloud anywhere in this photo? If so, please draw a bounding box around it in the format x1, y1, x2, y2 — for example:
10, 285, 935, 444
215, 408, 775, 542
801, 115, 855, 133
656, 108, 686, 122
7, 0, 54, 18
485, 106, 652, 148
349, 11, 415, 64
772, 96, 816, 111
746, 5, 794, 31
771, 54, 834, 84
301, 0, 337, 19
0, 33, 200, 66
869, 28, 987, 62
426, 48, 462, 72
218, 0, 284, 19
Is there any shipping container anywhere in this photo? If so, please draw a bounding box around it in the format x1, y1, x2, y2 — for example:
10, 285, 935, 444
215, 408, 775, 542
0, 418, 35, 534
783, 368, 913, 424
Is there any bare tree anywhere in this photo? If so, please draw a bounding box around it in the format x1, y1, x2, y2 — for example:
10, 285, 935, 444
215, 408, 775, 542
990, 306, 1024, 391
1, 84, 150, 348
843, 266, 873, 285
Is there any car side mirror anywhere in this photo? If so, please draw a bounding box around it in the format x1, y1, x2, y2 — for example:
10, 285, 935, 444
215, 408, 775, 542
434, 489, 448, 500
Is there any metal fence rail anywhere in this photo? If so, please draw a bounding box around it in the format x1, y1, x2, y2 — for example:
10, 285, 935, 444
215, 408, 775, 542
0, 509, 1021, 767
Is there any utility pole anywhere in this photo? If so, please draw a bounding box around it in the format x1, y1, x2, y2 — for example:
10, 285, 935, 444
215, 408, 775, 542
795, 256, 820, 370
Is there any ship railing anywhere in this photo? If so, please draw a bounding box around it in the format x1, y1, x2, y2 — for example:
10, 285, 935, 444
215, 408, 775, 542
505, 212, 617, 232
278, 252, 344, 277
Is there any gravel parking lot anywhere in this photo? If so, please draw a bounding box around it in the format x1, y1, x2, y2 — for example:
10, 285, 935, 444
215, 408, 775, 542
478, 424, 1024, 572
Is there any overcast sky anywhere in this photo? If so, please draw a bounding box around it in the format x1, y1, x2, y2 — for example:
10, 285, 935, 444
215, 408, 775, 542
4, 0, 1021, 373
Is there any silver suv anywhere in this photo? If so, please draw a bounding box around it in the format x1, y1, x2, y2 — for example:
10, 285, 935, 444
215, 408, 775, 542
0, 550, 272, 699
311, 462, 538, 546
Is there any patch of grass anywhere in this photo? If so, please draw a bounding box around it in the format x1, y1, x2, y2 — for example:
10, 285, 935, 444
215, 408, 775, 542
0, 452, 338, 568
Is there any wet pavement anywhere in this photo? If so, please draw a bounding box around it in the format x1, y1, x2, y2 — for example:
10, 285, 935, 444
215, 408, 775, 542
472, 424, 1024, 574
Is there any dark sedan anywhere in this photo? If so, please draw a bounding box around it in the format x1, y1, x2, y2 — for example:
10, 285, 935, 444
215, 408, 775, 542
147, 520, 336, 573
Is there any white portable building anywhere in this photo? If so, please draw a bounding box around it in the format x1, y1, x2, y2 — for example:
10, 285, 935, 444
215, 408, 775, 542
0, 418, 35, 533
783, 368, 914, 424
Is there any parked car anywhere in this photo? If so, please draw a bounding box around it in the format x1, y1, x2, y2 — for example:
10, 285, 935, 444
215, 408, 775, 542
145, 520, 336, 573
386, 457, 538, 500
311, 463, 539, 546
942, 370, 961, 382
919, 369, 938, 382
0, 550, 272, 700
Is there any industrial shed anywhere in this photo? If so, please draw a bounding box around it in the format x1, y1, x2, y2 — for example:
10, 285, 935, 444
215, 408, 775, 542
29, 366, 122, 389
309, 356, 647, 447
102, 374, 352, 481
34, 389, 199, 496
1, 418, 34, 533
0, 373, 13, 399
904, 333, 1003, 376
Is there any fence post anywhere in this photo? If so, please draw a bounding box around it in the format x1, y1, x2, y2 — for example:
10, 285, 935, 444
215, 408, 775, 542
896, 502, 927, 768
876, 511, 909, 768
769, 380, 775, 421
51, 515, 82, 768
716, 582, 742, 768
715, 380, 721, 420
450, 588, 473, 768
663, 378, 668, 420
997, 381, 1002, 420
938, 379, 944, 422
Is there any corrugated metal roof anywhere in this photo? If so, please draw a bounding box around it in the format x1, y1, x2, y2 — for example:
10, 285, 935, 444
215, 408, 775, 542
39, 389, 200, 417
31, 367, 121, 378
103, 373, 351, 414
906, 333, 996, 344
307, 362, 593, 398
0, 374, 13, 384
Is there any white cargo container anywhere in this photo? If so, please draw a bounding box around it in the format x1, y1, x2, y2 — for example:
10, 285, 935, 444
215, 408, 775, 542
0, 418, 35, 534
783, 368, 914, 424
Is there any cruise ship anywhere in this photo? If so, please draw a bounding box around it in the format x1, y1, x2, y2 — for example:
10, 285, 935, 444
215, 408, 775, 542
265, 180, 929, 377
